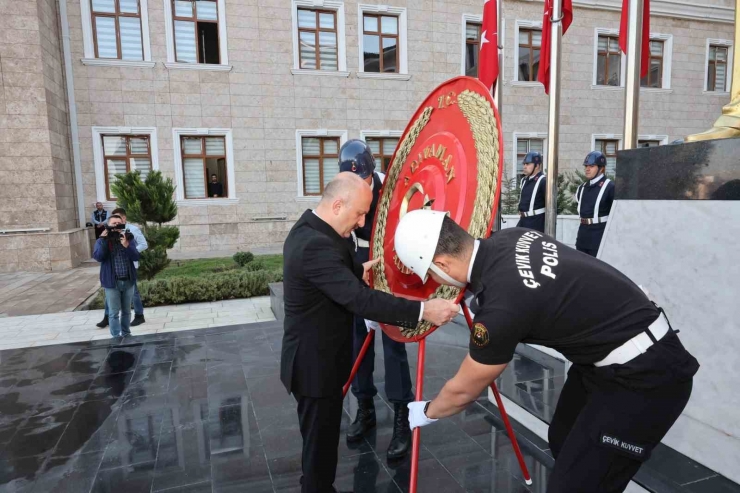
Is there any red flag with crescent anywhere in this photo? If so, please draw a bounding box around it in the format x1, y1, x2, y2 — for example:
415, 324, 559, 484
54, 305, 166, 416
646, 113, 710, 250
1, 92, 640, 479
538, 0, 574, 94
619, 0, 651, 78
478, 0, 499, 92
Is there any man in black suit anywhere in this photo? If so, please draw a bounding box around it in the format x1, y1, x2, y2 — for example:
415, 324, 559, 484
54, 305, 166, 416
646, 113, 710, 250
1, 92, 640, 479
280, 172, 459, 493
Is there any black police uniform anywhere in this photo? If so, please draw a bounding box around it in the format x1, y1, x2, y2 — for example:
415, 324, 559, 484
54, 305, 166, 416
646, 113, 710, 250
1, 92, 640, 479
349, 172, 414, 405
516, 171, 546, 232
575, 175, 615, 257
468, 228, 698, 493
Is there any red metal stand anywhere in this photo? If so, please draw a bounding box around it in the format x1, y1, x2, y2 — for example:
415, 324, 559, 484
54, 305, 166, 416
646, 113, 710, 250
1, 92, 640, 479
342, 329, 375, 398
461, 302, 533, 486
341, 303, 533, 490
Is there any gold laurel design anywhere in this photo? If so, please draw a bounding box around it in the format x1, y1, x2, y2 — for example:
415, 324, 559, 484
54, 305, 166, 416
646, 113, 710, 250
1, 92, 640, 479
372, 90, 500, 339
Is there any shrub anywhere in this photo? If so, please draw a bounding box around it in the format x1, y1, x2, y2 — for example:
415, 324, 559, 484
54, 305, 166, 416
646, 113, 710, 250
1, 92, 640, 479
136, 270, 283, 306
233, 251, 255, 267
244, 259, 266, 272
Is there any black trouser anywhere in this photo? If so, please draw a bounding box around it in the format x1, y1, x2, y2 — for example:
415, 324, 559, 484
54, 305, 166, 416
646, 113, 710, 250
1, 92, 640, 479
576, 223, 606, 257
294, 393, 344, 493
516, 213, 545, 233
546, 332, 698, 493
350, 246, 413, 405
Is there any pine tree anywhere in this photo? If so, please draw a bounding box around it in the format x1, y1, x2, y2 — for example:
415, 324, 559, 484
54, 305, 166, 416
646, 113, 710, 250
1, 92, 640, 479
111, 171, 180, 280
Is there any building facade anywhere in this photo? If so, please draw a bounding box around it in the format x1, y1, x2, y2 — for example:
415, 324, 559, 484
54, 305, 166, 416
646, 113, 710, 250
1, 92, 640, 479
0, 0, 735, 271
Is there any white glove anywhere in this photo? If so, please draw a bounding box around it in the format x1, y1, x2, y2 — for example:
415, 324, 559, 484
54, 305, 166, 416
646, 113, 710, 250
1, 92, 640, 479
364, 319, 380, 333
407, 401, 437, 431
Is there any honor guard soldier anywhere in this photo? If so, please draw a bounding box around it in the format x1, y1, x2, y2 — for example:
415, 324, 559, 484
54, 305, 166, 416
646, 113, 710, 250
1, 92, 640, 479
338, 139, 415, 460
575, 151, 615, 256
517, 152, 547, 232
395, 210, 698, 493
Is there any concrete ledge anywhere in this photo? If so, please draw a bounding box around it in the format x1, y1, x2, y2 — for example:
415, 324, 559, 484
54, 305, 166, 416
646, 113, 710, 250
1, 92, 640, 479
269, 282, 284, 322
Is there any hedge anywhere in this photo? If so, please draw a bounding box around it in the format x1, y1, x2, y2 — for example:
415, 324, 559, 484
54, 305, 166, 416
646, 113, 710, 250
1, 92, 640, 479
89, 269, 282, 309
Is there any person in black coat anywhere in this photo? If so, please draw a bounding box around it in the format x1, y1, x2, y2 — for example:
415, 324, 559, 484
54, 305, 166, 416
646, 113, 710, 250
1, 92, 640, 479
575, 151, 615, 256
280, 172, 460, 493
516, 151, 547, 233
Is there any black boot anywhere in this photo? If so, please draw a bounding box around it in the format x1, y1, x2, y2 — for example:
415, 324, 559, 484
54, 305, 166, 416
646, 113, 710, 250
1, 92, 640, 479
346, 398, 376, 442
130, 315, 145, 326
96, 316, 109, 328
387, 402, 411, 460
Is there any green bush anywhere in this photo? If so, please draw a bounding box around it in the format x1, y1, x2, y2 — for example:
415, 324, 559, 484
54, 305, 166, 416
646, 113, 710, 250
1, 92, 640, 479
244, 259, 265, 272
137, 269, 283, 306
233, 251, 255, 267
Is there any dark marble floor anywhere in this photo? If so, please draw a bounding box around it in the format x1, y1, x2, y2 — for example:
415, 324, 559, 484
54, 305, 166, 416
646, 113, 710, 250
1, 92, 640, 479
0, 321, 552, 493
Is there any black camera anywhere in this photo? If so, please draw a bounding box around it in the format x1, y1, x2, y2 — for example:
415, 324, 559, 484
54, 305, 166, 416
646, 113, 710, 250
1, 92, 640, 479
105, 224, 133, 241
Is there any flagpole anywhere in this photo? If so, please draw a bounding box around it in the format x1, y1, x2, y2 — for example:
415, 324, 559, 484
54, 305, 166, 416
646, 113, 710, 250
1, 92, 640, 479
494, 0, 504, 232
623, 0, 644, 149
544, 0, 563, 238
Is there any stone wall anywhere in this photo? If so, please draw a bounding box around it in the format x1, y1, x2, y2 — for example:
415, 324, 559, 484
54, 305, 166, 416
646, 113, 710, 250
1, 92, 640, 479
70, 0, 733, 253
0, 228, 91, 272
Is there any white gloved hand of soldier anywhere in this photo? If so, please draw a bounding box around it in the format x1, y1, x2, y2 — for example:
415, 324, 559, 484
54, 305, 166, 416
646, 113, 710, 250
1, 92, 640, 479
364, 320, 380, 333
407, 401, 437, 430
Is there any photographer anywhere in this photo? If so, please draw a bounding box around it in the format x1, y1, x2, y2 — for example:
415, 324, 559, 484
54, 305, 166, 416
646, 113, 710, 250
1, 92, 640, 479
93, 214, 140, 337
96, 208, 148, 329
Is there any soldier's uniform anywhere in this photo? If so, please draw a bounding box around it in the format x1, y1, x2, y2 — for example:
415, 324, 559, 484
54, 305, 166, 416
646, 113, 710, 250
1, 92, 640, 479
575, 151, 615, 257
516, 151, 547, 233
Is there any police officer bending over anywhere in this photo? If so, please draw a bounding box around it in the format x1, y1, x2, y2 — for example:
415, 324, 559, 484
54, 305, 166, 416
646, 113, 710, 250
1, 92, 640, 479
394, 210, 698, 493
339, 139, 415, 460
576, 151, 615, 256
516, 152, 546, 233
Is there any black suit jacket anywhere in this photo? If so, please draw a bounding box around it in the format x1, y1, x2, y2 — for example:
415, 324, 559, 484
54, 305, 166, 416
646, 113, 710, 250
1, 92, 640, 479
280, 210, 421, 397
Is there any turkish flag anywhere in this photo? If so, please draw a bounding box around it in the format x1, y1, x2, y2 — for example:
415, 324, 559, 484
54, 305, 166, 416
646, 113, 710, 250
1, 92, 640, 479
619, 0, 651, 78
478, 0, 499, 92
537, 0, 573, 94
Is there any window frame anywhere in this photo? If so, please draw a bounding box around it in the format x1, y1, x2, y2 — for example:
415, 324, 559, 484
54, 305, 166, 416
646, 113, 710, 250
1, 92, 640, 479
91, 0, 144, 61
596, 34, 623, 87
102, 134, 152, 201
291, 0, 348, 76
513, 20, 542, 86
172, 128, 237, 205
180, 135, 227, 199
640, 39, 665, 88
81, 0, 154, 67
301, 137, 341, 197
591, 134, 622, 177
511, 132, 547, 180
361, 13, 399, 74
361, 131, 402, 174
92, 126, 160, 206
704, 38, 734, 93
163, 0, 230, 70
642, 33, 673, 91
357, 4, 409, 79
298, 8, 338, 71
295, 130, 348, 200
464, 21, 482, 78
592, 28, 626, 89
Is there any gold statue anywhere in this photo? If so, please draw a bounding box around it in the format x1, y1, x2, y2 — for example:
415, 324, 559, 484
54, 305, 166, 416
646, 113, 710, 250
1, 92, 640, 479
686, 0, 740, 141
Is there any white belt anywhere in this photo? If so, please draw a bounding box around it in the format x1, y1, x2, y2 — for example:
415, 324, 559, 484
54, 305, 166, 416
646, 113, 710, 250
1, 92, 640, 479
594, 313, 671, 367
521, 208, 546, 218
581, 216, 609, 225
356, 238, 370, 248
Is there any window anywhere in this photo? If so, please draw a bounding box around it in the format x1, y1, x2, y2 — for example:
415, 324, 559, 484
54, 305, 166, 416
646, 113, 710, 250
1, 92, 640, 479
301, 137, 340, 196
597, 35, 622, 86
465, 22, 482, 77
90, 0, 144, 60
595, 139, 619, 176
640, 40, 664, 88
362, 14, 399, 73
518, 28, 541, 82
101, 135, 152, 200
180, 136, 228, 199
367, 137, 400, 173
638, 139, 661, 148
707, 44, 729, 92
171, 0, 220, 64
516, 138, 544, 179
297, 9, 338, 71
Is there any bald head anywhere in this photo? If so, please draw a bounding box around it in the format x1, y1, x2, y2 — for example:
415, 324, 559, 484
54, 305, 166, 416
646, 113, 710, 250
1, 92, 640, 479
315, 172, 373, 238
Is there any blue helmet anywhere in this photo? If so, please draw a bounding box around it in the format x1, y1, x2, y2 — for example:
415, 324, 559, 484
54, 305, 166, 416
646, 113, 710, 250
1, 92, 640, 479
339, 139, 376, 179
584, 151, 607, 167
523, 152, 543, 166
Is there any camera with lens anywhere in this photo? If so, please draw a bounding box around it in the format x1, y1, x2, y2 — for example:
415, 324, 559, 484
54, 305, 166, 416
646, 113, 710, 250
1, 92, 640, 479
105, 223, 133, 241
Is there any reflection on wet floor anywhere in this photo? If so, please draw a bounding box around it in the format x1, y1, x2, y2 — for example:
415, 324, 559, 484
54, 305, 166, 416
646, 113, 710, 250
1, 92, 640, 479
0, 321, 556, 492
